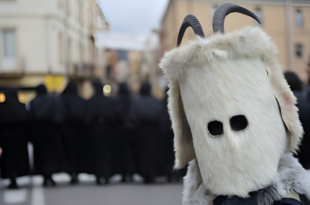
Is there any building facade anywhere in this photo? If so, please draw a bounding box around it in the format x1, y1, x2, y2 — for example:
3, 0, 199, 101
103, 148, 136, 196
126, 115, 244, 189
0, 0, 109, 100
160, 0, 310, 81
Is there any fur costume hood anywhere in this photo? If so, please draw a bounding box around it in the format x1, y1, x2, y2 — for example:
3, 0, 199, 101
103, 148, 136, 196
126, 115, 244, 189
183, 153, 310, 205
159, 3, 307, 202
160, 26, 302, 166
160, 25, 303, 197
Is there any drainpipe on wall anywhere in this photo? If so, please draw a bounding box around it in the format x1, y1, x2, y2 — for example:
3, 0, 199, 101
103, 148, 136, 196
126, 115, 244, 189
286, 0, 293, 71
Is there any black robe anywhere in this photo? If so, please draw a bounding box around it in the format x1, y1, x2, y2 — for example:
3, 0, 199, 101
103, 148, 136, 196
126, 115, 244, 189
0, 90, 30, 179
58, 82, 92, 174
213, 193, 309, 205
85, 85, 115, 178
130, 90, 163, 181
295, 89, 310, 170
29, 86, 64, 176
113, 83, 136, 176
161, 92, 175, 177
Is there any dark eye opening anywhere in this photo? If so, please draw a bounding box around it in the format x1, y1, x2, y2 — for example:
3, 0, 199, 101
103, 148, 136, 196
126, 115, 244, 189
230, 115, 248, 131
208, 121, 223, 136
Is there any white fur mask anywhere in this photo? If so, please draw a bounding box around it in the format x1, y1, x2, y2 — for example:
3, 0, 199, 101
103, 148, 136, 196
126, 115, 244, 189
180, 57, 286, 197
159, 26, 303, 197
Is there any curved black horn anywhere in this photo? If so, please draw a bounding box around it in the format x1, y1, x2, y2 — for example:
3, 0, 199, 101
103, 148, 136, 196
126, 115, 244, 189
177, 14, 205, 47
213, 3, 261, 34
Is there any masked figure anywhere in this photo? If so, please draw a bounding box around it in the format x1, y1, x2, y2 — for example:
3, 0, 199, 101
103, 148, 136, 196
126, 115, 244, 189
159, 3, 310, 205
113, 82, 136, 182
161, 87, 185, 181
284, 72, 310, 172
85, 80, 115, 184
0, 89, 30, 189
130, 82, 164, 183
59, 81, 88, 183
30, 84, 64, 186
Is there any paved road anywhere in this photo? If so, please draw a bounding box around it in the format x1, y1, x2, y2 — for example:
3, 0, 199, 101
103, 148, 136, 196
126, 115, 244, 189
0, 174, 183, 205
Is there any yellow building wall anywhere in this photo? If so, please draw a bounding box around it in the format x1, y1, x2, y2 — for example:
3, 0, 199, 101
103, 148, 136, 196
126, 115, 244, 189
161, 0, 310, 82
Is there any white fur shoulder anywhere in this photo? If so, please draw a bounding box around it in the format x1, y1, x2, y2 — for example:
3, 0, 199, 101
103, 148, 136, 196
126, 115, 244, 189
183, 153, 310, 205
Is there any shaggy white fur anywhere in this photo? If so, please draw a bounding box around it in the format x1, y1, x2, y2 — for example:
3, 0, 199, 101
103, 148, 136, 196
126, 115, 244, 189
159, 26, 304, 197
182, 160, 215, 205
183, 153, 310, 205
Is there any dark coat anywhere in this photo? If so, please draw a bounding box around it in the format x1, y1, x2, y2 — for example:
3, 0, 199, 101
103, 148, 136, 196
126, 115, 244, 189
161, 92, 175, 176
213, 194, 309, 205
295, 89, 310, 169
113, 83, 136, 176
0, 89, 30, 179
130, 83, 164, 180
29, 85, 64, 176
58, 82, 91, 174
85, 82, 115, 178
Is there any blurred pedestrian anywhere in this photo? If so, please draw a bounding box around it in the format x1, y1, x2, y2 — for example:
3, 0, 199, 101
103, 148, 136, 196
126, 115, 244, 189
113, 83, 136, 182
85, 80, 115, 184
130, 82, 163, 183
307, 61, 310, 88
29, 84, 64, 186
284, 71, 303, 100
0, 89, 30, 189
284, 71, 310, 170
161, 87, 175, 181
58, 81, 89, 183
0, 147, 2, 157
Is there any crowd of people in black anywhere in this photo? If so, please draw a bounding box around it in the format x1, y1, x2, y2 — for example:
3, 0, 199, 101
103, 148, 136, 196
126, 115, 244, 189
0, 80, 184, 189
3, 69, 310, 190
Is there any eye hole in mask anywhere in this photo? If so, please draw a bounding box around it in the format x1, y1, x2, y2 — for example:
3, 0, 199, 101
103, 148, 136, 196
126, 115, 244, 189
208, 121, 223, 137
230, 115, 248, 131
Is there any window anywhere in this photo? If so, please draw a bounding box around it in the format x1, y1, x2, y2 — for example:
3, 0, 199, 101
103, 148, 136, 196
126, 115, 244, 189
295, 9, 303, 27
2, 30, 16, 71
254, 7, 263, 24
211, 5, 218, 18
295, 44, 303, 58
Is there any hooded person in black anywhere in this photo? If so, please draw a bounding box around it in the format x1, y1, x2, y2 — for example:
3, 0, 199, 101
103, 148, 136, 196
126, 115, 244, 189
58, 81, 89, 183
161, 87, 187, 182
130, 81, 164, 183
285, 71, 310, 171
284, 71, 303, 101
29, 84, 64, 186
112, 83, 135, 182
161, 87, 175, 181
0, 89, 30, 189
85, 80, 115, 184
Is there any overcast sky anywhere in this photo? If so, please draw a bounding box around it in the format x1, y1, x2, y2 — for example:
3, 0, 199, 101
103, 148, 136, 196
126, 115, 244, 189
98, 0, 169, 35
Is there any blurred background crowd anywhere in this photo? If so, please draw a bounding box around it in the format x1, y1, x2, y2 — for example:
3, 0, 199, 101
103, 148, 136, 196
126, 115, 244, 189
0, 80, 186, 189
0, 0, 310, 204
